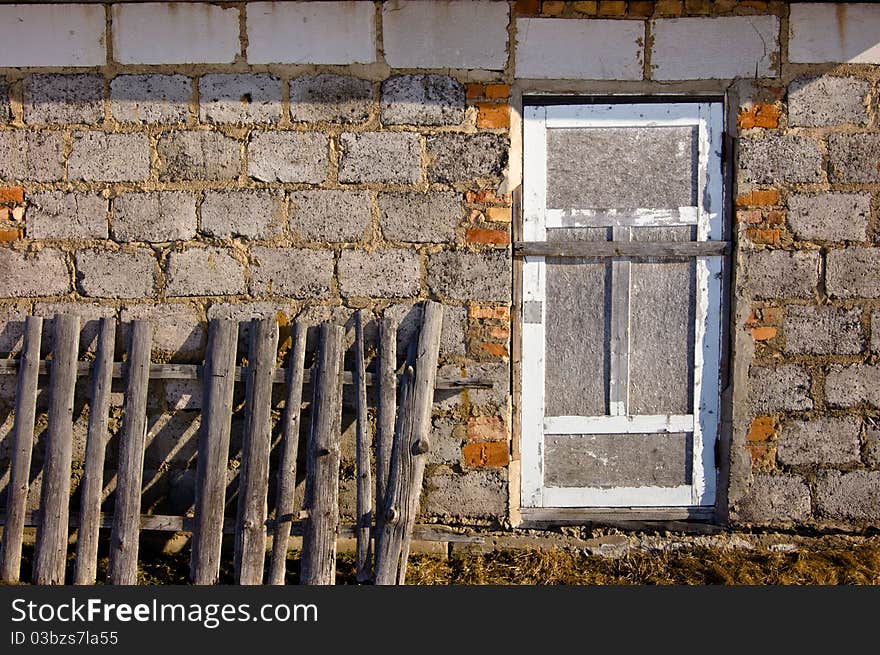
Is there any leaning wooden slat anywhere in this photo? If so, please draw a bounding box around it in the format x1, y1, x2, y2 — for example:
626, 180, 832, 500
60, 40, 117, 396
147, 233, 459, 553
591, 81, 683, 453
234, 318, 278, 585
375, 316, 396, 526
374, 302, 443, 585
268, 321, 307, 586
0, 317, 43, 584
190, 319, 238, 585
32, 314, 80, 585
354, 310, 373, 583
107, 320, 152, 586
73, 318, 117, 585
300, 323, 344, 586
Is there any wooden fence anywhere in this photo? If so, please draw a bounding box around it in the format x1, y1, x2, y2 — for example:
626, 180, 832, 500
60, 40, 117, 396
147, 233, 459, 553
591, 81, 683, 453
0, 301, 489, 585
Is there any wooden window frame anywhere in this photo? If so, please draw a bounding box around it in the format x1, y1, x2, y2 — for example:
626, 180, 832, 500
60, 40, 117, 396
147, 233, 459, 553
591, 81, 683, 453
519, 100, 726, 512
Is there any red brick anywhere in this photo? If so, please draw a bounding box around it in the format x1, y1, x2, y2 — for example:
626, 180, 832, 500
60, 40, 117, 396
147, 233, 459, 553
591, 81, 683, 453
684, 0, 711, 14
463, 441, 509, 467
747, 416, 775, 442
0, 229, 21, 242
751, 326, 777, 341
465, 83, 484, 100
738, 104, 781, 130
746, 228, 781, 246
761, 307, 782, 324
572, 1, 598, 14
480, 342, 508, 357
0, 187, 24, 204
467, 416, 507, 442
466, 189, 512, 205
515, 0, 541, 15
476, 103, 510, 129
598, 0, 626, 16
654, 0, 684, 16
747, 442, 775, 470
765, 210, 785, 226
485, 207, 512, 223
466, 228, 510, 245
541, 1, 566, 16
628, 1, 655, 17
470, 305, 510, 320
484, 83, 511, 100
737, 209, 763, 224
735, 189, 780, 207
489, 325, 510, 340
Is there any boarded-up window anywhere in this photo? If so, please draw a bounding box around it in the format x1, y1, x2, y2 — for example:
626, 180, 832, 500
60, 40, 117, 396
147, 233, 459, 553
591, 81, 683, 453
520, 102, 725, 509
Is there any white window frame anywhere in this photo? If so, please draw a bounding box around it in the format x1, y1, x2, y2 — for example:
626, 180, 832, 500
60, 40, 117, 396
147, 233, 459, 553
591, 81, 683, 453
520, 101, 724, 509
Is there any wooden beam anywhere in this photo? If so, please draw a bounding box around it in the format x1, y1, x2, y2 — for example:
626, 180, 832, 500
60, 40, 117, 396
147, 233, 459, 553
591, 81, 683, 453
513, 240, 730, 259
353, 310, 373, 583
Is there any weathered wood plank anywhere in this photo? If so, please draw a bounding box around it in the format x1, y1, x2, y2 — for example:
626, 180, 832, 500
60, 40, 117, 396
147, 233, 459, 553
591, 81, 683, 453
32, 315, 80, 585
0, 316, 43, 584
190, 319, 238, 585
234, 318, 278, 586
609, 226, 631, 416
73, 317, 116, 585
268, 321, 307, 586
375, 315, 396, 523
514, 240, 730, 258
107, 320, 152, 586
0, 361, 492, 390
375, 302, 443, 585
353, 310, 373, 583
300, 324, 344, 586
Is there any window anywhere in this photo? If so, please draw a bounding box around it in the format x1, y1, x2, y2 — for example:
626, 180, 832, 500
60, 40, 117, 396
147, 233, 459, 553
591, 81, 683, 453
520, 100, 726, 510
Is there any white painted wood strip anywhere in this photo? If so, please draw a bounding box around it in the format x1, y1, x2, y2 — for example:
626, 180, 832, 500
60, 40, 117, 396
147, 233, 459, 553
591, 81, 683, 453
544, 414, 695, 435
546, 207, 699, 228
705, 102, 724, 242
545, 103, 702, 128
523, 105, 547, 242
520, 257, 546, 508
543, 485, 695, 508
609, 226, 631, 416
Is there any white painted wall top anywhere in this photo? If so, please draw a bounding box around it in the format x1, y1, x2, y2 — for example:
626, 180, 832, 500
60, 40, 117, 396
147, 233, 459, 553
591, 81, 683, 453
651, 16, 779, 80
382, 0, 509, 70
247, 1, 376, 65
0, 4, 106, 67
789, 3, 880, 64
515, 18, 644, 80
111, 3, 240, 65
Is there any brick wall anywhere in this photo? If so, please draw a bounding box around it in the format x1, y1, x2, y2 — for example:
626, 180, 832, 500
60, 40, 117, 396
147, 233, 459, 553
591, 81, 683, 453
0, 1, 878, 531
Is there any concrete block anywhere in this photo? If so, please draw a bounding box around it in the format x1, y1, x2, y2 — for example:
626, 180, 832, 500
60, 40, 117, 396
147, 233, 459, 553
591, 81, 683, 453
816, 470, 880, 521
777, 416, 861, 466
201, 190, 285, 240
428, 418, 464, 465
787, 193, 869, 242
379, 192, 461, 243
789, 3, 880, 64
0, 4, 106, 67
748, 364, 813, 412
426, 133, 508, 184
874, 310, 880, 352
246, 1, 376, 65
466, 362, 510, 407
427, 250, 511, 302
828, 134, 880, 184
247, 132, 328, 183
384, 302, 467, 357
158, 131, 241, 181
75, 249, 155, 299
0, 249, 69, 298
738, 135, 823, 184
866, 428, 880, 467
120, 304, 205, 357
289, 74, 373, 124
384, 1, 509, 70
827, 248, 880, 299
249, 247, 334, 299
784, 305, 864, 355
165, 380, 202, 412
110, 74, 193, 124
0, 82, 10, 123
165, 248, 246, 297
113, 192, 197, 243
424, 470, 507, 519
69, 132, 151, 182
23, 74, 104, 125
26, 191, 108, 240
337, 132, 421, 184
380, 75, 465, 126
740, 250, 819, 299
734, 474, 811, 523
338, 249, 421, 298
515, 18, 643, 80
825, 364, 880, 408
112, 3, 240, 64
33, 302, 116, 355
788, 76, 870, 127
289, 190, 371, 242
0, 304, 31, 354
199, 74, 282, 124
0, 131, 65, 182
651, 16, 779, 80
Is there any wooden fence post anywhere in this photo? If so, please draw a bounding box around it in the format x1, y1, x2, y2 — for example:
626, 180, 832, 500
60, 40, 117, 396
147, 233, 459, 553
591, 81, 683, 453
354, 310, 373, 582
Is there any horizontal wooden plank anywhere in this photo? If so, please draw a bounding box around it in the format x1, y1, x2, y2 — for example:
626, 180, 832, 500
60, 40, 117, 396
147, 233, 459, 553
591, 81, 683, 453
514, 240, 730, 259
518, 507, 720, 534
0, 361, 492, 390
5, 512, 485, 544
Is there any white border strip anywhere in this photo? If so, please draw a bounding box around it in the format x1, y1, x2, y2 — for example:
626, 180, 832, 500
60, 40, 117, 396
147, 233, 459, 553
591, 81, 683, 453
545, 103, 702, 128
546, 207, 699, 228
544, 414, 695, 435
543, 485, 694, 508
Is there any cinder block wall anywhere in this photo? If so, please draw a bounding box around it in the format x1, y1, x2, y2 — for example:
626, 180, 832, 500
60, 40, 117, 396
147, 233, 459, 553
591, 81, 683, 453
0, 1, 878, 531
